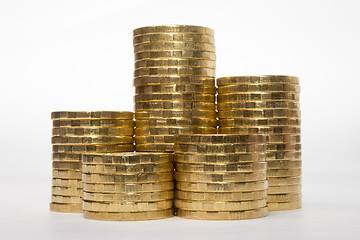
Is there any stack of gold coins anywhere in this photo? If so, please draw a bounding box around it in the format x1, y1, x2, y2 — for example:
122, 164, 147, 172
50, 111, 134, 213
217, 76, 302, 211
82, 152, 174, 221
174, 134, 268, 220
133, 25, 217, 152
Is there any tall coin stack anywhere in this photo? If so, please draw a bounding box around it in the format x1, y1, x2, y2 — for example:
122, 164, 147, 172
174, 134, 268, 220
50, 111, 134, 213
217, 76, 302, 211
133, 25, 217, 152
82, 152, 174, 221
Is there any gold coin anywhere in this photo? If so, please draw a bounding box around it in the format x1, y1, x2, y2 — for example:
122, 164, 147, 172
219, 126, 301, 134
175, 199, 266, 211
52, 144, 134, 153
267, 193, 301, 202
175, 162, 267, 173
135, 109, 216, 119
51, 111, 133, 120
135, 59, 215, 69
49, 202, 82, 213
174, 134, 266, 144
218, 92, 299, 102
133, 33, 214, 44
135, 93, 215, 102
51, 136, 133, 145
135, 50, 216, 61
175, 171, 266, 183
53, 119, 134, 128
82, 162, 173, 174
135, 135, 176, 144
217, 101, 300, 110
135, 143, 175, 152
134, 42, 215, 53
175, 153, 266, 164
133, 25, 214, 36
52, 169, 82, 179
267, 200, 302, 211
52, 152, 82, 161
267, 168, 302, 177
177, 207, 268, 220
217, 75, 299, 86
176, 180, 268, 192
266, 143, 302, 152
52, 161, 81, 170
267, 160, 302, 169
52, 178, 82, 188
266, 151, 301, 160
135, 101, 215, 110
82, 172, 173, 184
52, 186, 83, 196
267, 134, 301, 143
218, 83, 300, 93
268, 184, 302, 194
83, 199, 172, 212
83, 181, 174, 193
134, 67, 215, 77
83, 209, 174, 221
176, 190, 267, 201
51, 195, 82, 204
135, 84, 216, 94
135, 127, 217, 135
218, 109, 301, 118
135, 118, 217, 128
138, 134, 262, 144
83, 191, 174, 202
174, 143, 266, 154
52, 127, 133, 137
218, 118, 300, 127
133, 75, 215, 86
267, 176, 302, 186
82, 152, 173, 164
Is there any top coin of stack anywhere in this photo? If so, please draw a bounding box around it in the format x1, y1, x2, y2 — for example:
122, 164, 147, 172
50, 111, 134, 213
174, 134, 268, 220
133, 25, 217, 152
217, 76, 302, 211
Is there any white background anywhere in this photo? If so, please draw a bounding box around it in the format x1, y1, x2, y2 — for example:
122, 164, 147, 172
1, 0, 360, 239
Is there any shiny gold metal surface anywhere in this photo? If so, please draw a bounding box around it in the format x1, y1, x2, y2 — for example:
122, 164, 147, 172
133, 76, 215, 86
174, 162, 267, 173
82, 162, 173, 174
177, 207, 268, 220
51, 111, 133, 120
82, 172, 173, 184
83, 209, 174, 221
83, 181, 174, 193
52, 127, 134, 137
216, 75, 299, 85
174, 134, 266, 144
53, 119, 134, 128
50, 202, 83, 213
83, 200, 172, 212
175, 153, 266, 163
135, 59, 216, 69
175, 199, 266, 211
175, 180, 268, 192
267, 200, 302, 211
133, 25, 214, 36
175, 190, 267, 201
175, 171, 267, 183
83, 191, 174, 202
133, 33, 214, 44
82, 152, 173, 164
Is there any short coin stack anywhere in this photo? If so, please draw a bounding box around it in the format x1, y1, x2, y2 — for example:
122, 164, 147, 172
217, 76, 302, 211
82, 152, 174, 221
50, 111, 134, 213
174, 134, 268, 220
133, 25, 217, 152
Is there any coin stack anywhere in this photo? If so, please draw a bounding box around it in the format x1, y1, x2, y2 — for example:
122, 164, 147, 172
133, 25, 217, 152
217, 76, 302, 211
174, 134, 268, 220
50, 111, 134, 213
81, 152, 174, 221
